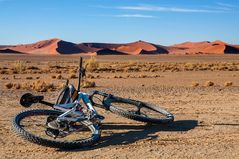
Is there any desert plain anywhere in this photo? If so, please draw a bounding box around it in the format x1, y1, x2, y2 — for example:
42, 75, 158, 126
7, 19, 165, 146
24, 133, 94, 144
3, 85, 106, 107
0, 54, 239, 159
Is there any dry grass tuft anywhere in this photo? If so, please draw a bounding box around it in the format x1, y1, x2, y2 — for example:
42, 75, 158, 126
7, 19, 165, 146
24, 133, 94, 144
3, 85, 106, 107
14, 83, 21, 89
85, 56, 99, 72
1, 77, 9, 80
138, 74, 147, 78
27, 66, 40, 70
87, 74, 95, 79
32, 80, 56, 92
113, 75, 123, 79
56, 74, 63, 79
205, 81, 214, 87
224, 81, 233, 87
51, 75, 56, 79
26, 77, 33, 80
82, 80, 96, 88
0, 70, 8, 74
69, 74, 77, 79
5, 83, 13, 89
191, 82, 199, 87
12, 60, 26, 74
69, 69, 77, 74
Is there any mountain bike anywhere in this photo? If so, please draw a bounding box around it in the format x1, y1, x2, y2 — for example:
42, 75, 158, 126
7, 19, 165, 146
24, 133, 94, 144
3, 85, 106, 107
12, 57, 174, 149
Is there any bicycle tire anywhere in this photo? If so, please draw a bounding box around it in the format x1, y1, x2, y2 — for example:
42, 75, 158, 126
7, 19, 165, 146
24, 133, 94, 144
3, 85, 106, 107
108, 96, 174, 124
12, 109, 101, 149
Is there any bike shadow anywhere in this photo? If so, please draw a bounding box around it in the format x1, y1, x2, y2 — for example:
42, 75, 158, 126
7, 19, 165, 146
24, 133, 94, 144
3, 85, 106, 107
58, 120, 198, 152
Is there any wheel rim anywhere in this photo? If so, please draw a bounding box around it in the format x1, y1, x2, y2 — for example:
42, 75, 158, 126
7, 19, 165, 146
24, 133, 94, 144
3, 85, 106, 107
111, 102, 166, 119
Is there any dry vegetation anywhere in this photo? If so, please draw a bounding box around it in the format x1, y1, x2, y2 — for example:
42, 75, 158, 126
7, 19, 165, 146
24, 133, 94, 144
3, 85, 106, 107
12, 60, 26, 74
205, 81, 214, 87
191, 82, 199, 87
85, 56, 99, 72
1, 58, 238, 92
1, 60, 239, 76
81, 80, 96, 88
224, 81, 233, 87
5, 80, 60, 92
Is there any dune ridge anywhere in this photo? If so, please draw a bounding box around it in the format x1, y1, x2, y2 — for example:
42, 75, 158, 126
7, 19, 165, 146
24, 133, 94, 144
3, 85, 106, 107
0, 38, 238, 55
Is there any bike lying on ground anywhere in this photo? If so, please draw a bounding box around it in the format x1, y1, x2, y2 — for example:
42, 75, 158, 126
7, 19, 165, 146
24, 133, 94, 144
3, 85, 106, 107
12, 57, 174, 149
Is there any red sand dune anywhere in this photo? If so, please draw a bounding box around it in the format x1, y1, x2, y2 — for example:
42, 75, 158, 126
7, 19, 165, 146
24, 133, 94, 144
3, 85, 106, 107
6, 38, 87, 55
170, 40, 239, 54
115, 40, 168, 55
0, 38, 238, 55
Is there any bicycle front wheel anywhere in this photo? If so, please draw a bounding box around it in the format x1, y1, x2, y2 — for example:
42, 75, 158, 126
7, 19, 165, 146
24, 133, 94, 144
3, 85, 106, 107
109, 97, 174, 124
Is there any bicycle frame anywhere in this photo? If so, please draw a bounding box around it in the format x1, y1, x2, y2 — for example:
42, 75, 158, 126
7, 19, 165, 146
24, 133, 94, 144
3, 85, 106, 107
53, 91, 100, 123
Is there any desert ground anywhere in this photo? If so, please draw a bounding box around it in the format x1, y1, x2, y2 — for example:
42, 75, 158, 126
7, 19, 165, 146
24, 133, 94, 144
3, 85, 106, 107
0, 54, 239, 159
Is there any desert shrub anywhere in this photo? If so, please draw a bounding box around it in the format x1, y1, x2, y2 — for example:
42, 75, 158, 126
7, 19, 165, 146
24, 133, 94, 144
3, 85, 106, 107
87, 74, 95, 79
138, 74, 147, 78
82, 80, 96, 88
0, 70, 8, 74
150, 68, 159, 72
50, 65, 65, 69
32, 80, 56, 92
26, 77, 33, 80
96, 75, 100, 78
51, 75, 56, 79
184, 63, 197, 71
69, 74, 77, 79
14, 83, 21, 89
191, 82, 199, 87
56, 74, 63, 79
56, 70, 62, 74
5, 83, 13, 89
205, 81, 214, 87
85, 56, 99, 72
113, 75, 122, 78
12, 60, 26, 74
27, 66, 40, 70
69, 69, 77, 74
1, 77, 9, 80
224, 81, 233, 87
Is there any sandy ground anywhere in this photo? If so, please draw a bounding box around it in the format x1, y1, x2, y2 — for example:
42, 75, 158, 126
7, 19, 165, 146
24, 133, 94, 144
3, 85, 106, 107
0, 55, 239, 159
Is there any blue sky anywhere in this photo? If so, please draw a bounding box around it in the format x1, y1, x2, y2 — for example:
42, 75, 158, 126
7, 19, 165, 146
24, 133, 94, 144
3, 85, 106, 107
0, 0, 238, 45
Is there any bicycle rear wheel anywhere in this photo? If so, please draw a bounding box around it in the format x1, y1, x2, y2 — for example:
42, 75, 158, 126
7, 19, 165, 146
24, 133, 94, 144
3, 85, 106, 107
109, 97, 174, 124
